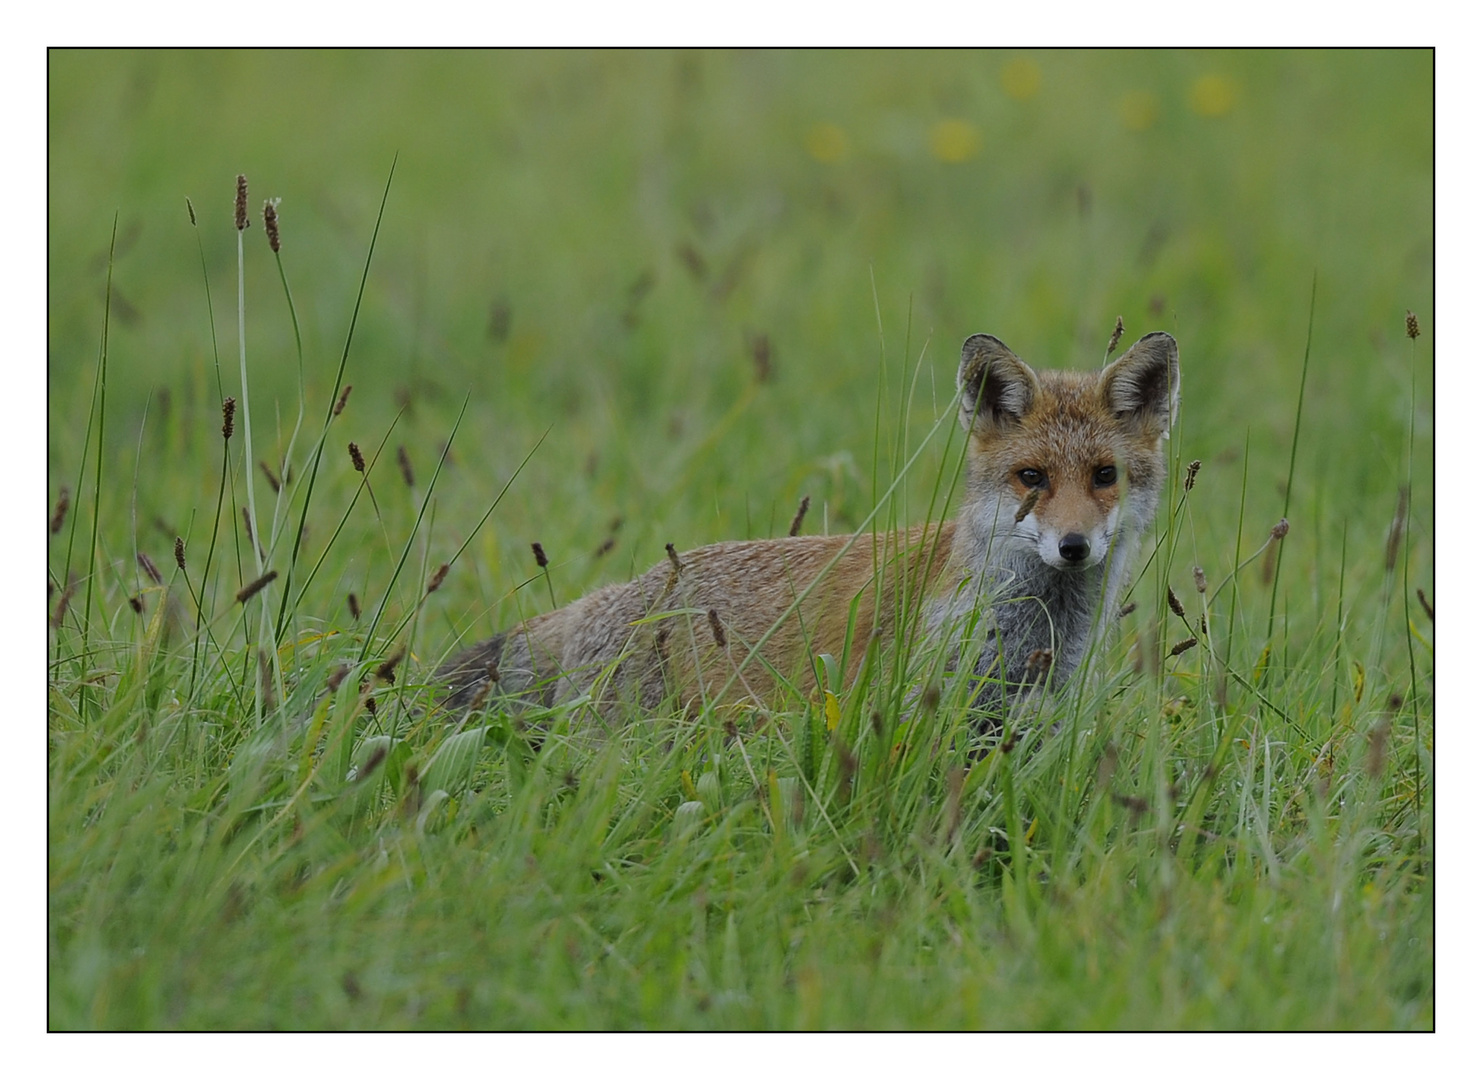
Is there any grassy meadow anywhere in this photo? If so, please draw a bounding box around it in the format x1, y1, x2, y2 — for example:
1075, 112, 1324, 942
46, 49, 1433, 1029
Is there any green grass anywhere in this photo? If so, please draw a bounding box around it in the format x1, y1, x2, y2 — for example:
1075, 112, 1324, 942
47, 49, 1432, 1030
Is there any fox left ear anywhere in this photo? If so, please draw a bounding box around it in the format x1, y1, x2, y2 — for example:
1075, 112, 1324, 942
1100, 332, 1179, 436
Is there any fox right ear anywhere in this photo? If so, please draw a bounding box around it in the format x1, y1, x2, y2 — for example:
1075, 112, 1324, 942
958, 335, 1039, 436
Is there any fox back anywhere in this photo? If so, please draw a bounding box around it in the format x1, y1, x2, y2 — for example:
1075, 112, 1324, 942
438, 331, 1178, 722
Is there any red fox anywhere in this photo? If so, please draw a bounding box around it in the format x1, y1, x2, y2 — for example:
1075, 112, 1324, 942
438, 331, 1178, 723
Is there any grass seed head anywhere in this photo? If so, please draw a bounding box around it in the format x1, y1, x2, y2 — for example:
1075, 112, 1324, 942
327, 664, 350, 692
235, 569, 278, 604
1385, 487, 1409, 571
333, 384, 353, 416
397, 445, 415, 488
348, 442, 366, 473
375, 645, 406, 684
594, 536, 616, 557
1271, 517, 1290, 541
1014, 487, 1041, 523
263, 198, 281, 252
51, 577, 77, 630
186, 196, 196, 226
1169, 636, 1198, 658
1026, 648, 1054, 680
1117, 601, 1137, 618
1366, 717, 1392, 779
174, 536, 186, 571
259, 460, 281, 494
1183, 459, 1201, 491
1105, 314, 1125, 357
666, 542, 683, 574
234, 175, 249, 231
222, 397, 236, 441
788, 495, 810, 537
1166, 586, 1185, 618
1417, 587, 1433, 622
707, 608, 727, 647
137, 552, 163, 585
1193, 565, 1207, 593
50, 486, 70, 535
347, 592, 361, 620
532, 542, 549, 569
426, 563, 449, 594
128, 595, 144, 614
1405, 309, 1420, 340
750, 332, 773, 383
259, 648, 276, 710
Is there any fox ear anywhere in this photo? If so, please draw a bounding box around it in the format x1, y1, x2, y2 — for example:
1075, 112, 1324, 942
958, 335, 1039, 436
1100, 331, 1179, 436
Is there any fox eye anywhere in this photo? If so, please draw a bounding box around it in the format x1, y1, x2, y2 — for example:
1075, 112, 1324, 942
1093, 465, 1118, 488
1016, 468, 1046, 488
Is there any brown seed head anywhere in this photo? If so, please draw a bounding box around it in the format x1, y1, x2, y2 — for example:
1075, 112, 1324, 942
531, 542, 549, 569
222, 397, 237, 441
333, 384, 353, 417
397, 445, 415, 488
174, 536, 186, 571
666, 542, 683, 574
707, 608, 727, 647
186, 197, 197, 227
1026, 648, 1054, 680
327, 664, 350, 693
50, 486, 70, 535
1117, 601, 1137, 619
348, 442, 366, 473
137, 552, 163, 585
347, 592, 361, 620
1169, 636, 1198, 658
50, 577, 77, 630
128, 595, 144, 614
1105, 314, 1125, 357
375, 645, 406, 684
750, 332, 773, 383
1366, 717, 1392, 779
234, 175, 249, 231
263, 198, 281, 253
1405, 310, 1420, 340
1270, 518, 1289, 541
1385, 487, 1409, 572
1193, 565, 1207, 593
356, 745, 387, 782
1166, 586, 1185, 618
259, 460, 281, 494
235, 569, 278, 604
788, 495, 810, 537
594, 536, 616, 558
1014, 487, 1041, 524
426, 563, 449, 595
1416, 587, 1433, 622
1183, 459, 1202, 492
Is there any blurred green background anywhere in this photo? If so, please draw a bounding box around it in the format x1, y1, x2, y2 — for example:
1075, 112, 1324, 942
47, 48, 1432, 646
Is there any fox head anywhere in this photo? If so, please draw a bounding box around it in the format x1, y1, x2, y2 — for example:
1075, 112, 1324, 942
956, 331, 1179, 573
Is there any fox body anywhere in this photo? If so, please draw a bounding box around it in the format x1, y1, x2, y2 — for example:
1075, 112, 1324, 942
439, 331, 1179, 722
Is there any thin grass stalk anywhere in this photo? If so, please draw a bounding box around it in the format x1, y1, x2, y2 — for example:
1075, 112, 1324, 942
76, 216, 118, 678
357, 396, 469, 665
285, 411, 405, 620
275, 156, 398, 643
1266, 272, 1317, 645
1401, 327, 1422, 815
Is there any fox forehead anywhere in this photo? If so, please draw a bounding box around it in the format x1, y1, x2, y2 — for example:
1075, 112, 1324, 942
973, 370, 1163, 476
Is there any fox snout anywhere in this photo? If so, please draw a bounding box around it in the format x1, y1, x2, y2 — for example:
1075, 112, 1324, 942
1033, 524, 1110, 571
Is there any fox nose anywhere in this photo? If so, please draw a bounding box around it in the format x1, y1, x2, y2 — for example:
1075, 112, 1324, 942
1059, 533, 1091, 563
